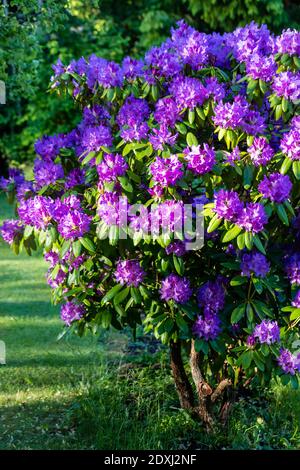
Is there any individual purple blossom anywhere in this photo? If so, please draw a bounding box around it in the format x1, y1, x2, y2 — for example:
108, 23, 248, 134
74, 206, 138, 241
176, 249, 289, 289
154, 97, 181, 128
184, 144, 216, 175
122, 56, 144, 81
150, 155, 183, 187
237, 202, 268, 234
145, 44, 182, 78
160, 273, 192, 304
226, 146, 241, 166
292, 290, 300, 308
248, 136, 274, 166
44, 250, 60, 268
147, 185, 164, 199
117, 96, 150, 128
57, 209, 91, 240
18, 196, 55, 230
246, 334, 256, 347
151, 200, 184, 235
81, 125, 113, 152
193, 314, 221, 341
97, 153, 128, 183
165, 241, 186, 257
114, 259, 145, 287
285, 254, 300, 285
60, 301, 85, 326
176, 29, 208, 70
241, 252, 270, 278
65, 168, 86, 189
97, 192, 120, 225
205, 77, 226, 102
34, 134, 65, 160
121, 122, 149, 142
0, 168, 25, 190
246, 53, 277, 82
253, 320, 280, 344
169, 76, 208, 110
0, 219, 23, 245
276, 29, 300, 56
149, 126, 178, 151
280, 127, 300, 161
197, 279, 225, 316
272, 72, 300, 102
227, 22, 273, 62
16, 181, 34, 201
47, 268, 67, 289
214, 189, 244, 222
81, 105, 110, 127
242, 109, 266, 136
86, 55, 123, 90
34, 158, 64, 189
258, 172, 292, 203
212, 96, 249, 129
278, 349, 300, 375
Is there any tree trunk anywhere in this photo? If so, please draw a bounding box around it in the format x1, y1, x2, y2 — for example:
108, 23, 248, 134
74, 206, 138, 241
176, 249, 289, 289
170, 340, 194, 410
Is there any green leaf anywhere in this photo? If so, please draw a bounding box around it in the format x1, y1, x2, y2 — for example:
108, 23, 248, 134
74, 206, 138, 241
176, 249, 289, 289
175, 123, 187, 135
188, 109, 195, 125
72, 240, 82, 258
100, 310, 112, 328
230, 276, 248, 286
292, 161, 300, 180
122, 143, 132, 156
60, 239, 71, 258
80, 237, 96, 253
244, 231, 253, 250
194, 338, 209, 355
237, 233, 245, 250
280, 156, 292, 175
23, 226, 33, 239
207, 214, 222, 233
101, 284, 123, 305
253, 235, 266, 254
290, 309, 300, 321
186, 132, 198, 147
175, 313, 189, 334
222, 225, 242, 243
240, 350, 253, 369
243, 165, 253, 189
81, 151, 96, 165
113, 287, 130, 306
173, 254, 184, 276
231, 304, 246, 324
276, 204, 289, 225
118, 176, 133, 192
275, 104, 282, 120
131, 286, 142, 304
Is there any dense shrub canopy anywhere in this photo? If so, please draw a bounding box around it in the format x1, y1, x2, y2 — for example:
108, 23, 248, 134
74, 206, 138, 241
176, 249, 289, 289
1, 21, 300, 394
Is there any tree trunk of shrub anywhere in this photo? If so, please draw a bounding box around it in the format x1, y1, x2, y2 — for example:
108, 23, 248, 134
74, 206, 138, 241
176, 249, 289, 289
170, 340, 194, 410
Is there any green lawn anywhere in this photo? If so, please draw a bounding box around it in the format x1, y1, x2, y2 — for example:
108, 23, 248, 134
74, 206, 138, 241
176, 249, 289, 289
1, 194, 300, 450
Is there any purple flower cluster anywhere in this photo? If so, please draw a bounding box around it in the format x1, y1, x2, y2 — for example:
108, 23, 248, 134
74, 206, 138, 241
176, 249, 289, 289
18, 196, 55, 230
0, 219, 23, 245
285, 254, 300, 285
97, 192, 120, 225
97, 153, 128, 183
214, 190, 244, 222
258, 172, 292, 203
241, 252, 270, 278
65, 168, 85, 189
246, 53, 277, 82
117, 96, 150, 142
278, 348, 300, 375
61, 301, 85, 326
150, 155, 183, 187
197, 279, 225, 316
149, 127, 178, 151
81, 125, 113, 152
169, 76, 208, 110
165, 241, 186, 257
248, 137, 274, 166
272, 72, 300, 101
184, 144, 216, 175
292, 290, 300, 308
114, 259, 145, 287
213, 96, 249, 129
34, 158, 64, 189
280, 119, 300, 161
57, 209, 91, 240
154, 97, 180, 128
238, 203, 268, 234
160, 273, 192, 304
193, 314, 221, 341
253, 320, 280, 344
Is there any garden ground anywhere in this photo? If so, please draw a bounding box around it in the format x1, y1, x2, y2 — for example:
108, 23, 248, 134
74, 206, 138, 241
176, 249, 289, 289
1, 194, 300, 450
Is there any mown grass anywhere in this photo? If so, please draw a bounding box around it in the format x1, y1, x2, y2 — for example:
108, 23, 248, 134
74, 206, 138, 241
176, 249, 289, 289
1, 194, 300, 450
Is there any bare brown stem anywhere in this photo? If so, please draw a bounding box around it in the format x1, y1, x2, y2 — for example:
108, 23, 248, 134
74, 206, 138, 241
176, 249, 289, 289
170, 340, 194, 410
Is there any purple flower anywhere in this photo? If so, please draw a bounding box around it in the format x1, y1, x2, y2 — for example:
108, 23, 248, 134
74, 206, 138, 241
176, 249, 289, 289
61, 301, 85, 326
34, 158, 64, 189
114, 259, 145, 287
248, 137, 274, 166
276, 29, 300, 56
160, 273, 192, 304
18, 196, 55, 230
237, 202, 268, 233
81, 125, 113, 152
149, 126, 178, 151
121, 122, 149, 142
44, 250, 60, 268
253, 320, 280, 344
97, 153, 128, 183
280, 126, 300, 161
176, 29, 208, 70
212, 96, 249, 129
285, 254, 300, 285
246, 53, 277, 82
122, 56, 144, 81
65, 168, 86, 189
34, 134, 65, 160
97, 192, 120, 225
278, 348, 299, 375
86, 55, 122, 89
47, 268, 67, 289
193, 314, 221, 341
154, 97, 180, 128
117, 96, 150, 128
151, 200, 184, 235
145, 44, 182, 78
57, 209, 91, 240
82, 105, 110, 127
0, 219, 23, 245
246, 334, 256, 347
165, 241, 186, 257
169, 76, 208, 110
214, 189, 244, 222
258, 172, 292, 203
150, 155, 183, 187
184, 144, 216, 175
272, 72, 300, 101
205, 77, 226, 102
292, 290, 300, 308
197, 279, 225, 316
241, 252, 270, 278
226, 146, 241, 166
0, 168, 25, 190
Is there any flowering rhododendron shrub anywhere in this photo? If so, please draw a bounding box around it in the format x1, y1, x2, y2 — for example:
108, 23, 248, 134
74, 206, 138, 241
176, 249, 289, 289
1, 21, 300, 429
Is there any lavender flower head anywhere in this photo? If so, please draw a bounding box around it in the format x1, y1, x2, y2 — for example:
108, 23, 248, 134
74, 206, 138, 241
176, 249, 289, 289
214, 189, 244, 222
248, 137, 274, 166
150, 155, 183, 187
197, 279, 225, 316
258, 172, 292, 203
278, 348, 300, 375
57, 208, 91, 240
272, 72, 300, 102
193, 314, 221, 341
61, 301, 85, 326
292, 290, 300, 308
97, 153, 128, 183
114, 259, 145, 287
253, 320, 280, 344
285, 253, 300, 285
241, 252, 270, 278
165, 241, 186, 257
184, 144, 216, 175
160, 273, 192, 304
0, 219, 23, 245
237, 203, 268, 233
169, 76, 208, 110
